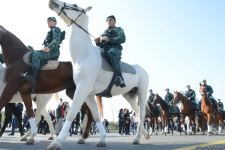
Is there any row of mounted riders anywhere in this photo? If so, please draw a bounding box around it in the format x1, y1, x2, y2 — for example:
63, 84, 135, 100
144, 84, 225, 135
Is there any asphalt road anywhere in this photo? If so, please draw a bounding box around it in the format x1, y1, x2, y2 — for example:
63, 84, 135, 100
0, 132, 225, 150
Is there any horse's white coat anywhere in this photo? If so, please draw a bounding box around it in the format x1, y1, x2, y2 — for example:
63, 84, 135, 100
48, 0, 150, 149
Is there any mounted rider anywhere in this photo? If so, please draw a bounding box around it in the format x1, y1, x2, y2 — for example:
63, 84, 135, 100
185, 85, 198, 112
147, 89, 155, 104
165, 88, 174, 106
94, 15, 126, 88
21, 17, 65, 92
217, 99, 224, 110
199, 79, 218, 110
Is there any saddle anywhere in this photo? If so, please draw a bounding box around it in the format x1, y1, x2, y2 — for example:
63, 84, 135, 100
23, 51, 59, 70
96, 56, 136, 98
101, 56, 136, 74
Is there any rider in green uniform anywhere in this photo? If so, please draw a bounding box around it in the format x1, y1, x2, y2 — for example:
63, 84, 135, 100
94, 15, 126, 88
21, 17, 63, 92
185, 85, 198, 111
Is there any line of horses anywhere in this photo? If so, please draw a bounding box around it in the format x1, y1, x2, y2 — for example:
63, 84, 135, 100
0, 0, 224, 149
145, 91, 225, 136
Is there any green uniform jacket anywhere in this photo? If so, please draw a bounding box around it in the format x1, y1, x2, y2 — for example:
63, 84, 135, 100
205, 85, 213, 97
148, 93, 156, 104
165, 93, 174, 105
43, 26, 61, 57
185, 89, 196, 103
97, 26, 126, 52
217, 102, 224, 110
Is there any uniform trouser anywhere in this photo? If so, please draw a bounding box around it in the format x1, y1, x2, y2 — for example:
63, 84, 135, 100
31, 51, 59, 70
103, 48, 122, 76
191, 101, 198, 111
1, 103, 24, 135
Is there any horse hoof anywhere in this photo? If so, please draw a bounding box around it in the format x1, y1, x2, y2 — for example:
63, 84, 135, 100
48, 136, 54, 140
144, 133, 150, 140
20, 137, 27, 141
207, 132, 213, 136
132, 139, 140, 145
96, 141, 106, 147
77, 138, 86, 144
47, 140, 62, 150
26, 139, 35, 145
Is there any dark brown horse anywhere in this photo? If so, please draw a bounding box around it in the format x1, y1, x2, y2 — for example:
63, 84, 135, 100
199, 84, 217, 135
152, 94, 181, 135
146, 102, 161, 135
0, 25, 93, 143
173, 91, 198, 135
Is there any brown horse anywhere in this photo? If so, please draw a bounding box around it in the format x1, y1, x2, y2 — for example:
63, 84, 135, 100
146, 102, 161, 135
173, 91, 198, 135
199, 84, 217, 135
0, 25, 94, 143
152, 94, 173, 135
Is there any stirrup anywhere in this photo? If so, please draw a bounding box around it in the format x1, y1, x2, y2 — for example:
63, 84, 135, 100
113, 76, 126, 88
20, 72, 32, 81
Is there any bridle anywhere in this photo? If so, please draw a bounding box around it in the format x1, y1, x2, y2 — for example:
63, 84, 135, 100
58, 2, 95, 38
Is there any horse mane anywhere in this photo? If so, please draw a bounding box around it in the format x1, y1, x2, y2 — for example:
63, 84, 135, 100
156, 94, 167, 109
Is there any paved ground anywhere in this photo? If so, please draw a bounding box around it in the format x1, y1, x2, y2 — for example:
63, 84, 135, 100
0, 132, 225, 150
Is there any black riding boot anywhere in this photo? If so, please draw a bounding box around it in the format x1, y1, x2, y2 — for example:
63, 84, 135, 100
20, 66, 33, 81
107, 54, 126, 88
21, 67, 38, 93
30, 68, 39, 93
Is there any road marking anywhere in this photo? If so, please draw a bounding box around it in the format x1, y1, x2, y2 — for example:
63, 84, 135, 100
175, 140, 225, 150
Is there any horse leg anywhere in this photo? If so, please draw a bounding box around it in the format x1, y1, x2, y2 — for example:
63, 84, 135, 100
21, 100, 42, 142
40, 104, 55, 140
123, 92, 150, 144
0, 82, 18, 112
77, 103, 93, 144
65, 87, 93, 143
20, 93, 36, 144
218, 119, 222, 134
35, 94, 55, 140
207, 114, 213, 135
85, 95, 106, 147
47, 81, 95, 150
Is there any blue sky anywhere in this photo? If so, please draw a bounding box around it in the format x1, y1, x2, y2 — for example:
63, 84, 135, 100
0, 0, 224, 121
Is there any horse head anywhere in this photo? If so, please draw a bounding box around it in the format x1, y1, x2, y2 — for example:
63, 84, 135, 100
173, 91, 185, 105
153, 94, 164, 106
199, 83, 207, 96
49, 0, 92, 26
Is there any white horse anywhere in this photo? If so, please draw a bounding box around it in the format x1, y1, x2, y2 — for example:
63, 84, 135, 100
48, 0, 150, 149
0, 63, 57, 144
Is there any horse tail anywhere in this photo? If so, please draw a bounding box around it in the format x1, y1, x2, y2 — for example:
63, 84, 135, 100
95, 96, 103, 119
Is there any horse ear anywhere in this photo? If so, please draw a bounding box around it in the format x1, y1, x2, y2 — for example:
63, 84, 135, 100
84, 6, 92, 13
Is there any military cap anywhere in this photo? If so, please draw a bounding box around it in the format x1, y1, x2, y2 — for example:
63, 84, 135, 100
165, 88, 169, 91
202, 79, 207, 84
47, 17, 57, 22
106, 15, 116, 21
